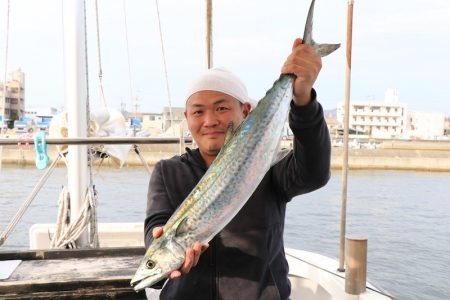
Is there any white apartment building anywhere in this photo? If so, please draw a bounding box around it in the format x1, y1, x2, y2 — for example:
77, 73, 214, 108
0, 69, 26, 125
141, 112, 163, 131
406, 111, 446, 140
337, 89, 408, 139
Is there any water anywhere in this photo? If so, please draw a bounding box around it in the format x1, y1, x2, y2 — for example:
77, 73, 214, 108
1, 165, 449, 299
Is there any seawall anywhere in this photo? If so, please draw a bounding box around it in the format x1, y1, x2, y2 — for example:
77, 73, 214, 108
1, 141, 450, 172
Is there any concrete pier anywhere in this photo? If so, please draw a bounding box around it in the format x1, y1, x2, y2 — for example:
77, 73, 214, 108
2, 140, 450, 172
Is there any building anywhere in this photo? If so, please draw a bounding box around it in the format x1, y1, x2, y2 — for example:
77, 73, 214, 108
406, 111, 446, 140
24, 107, 59, 132
337, 89, 408, 139
162, 106, 185, 132
141, 112, 164, 131
24, 107, 58, 122
0, 69, 26, 127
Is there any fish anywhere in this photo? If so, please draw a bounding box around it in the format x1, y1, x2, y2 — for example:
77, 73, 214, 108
130, 0, 339, 291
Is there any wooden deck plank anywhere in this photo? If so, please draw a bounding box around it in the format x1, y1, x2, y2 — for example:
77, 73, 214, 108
0, 247, 148, 299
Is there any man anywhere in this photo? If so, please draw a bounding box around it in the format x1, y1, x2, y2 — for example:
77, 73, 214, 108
144, 38, 331, 299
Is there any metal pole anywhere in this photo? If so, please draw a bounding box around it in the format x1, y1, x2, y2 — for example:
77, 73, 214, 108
339, 0, 354, 272
345, 236, 367, 295
206, 0, 213, 69
0, 136, 193, 146
63, 0, 89, 247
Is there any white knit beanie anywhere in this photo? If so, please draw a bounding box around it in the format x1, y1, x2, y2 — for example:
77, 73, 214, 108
185, 67, 256, 108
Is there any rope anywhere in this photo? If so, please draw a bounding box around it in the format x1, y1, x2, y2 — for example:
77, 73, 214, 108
94, 0, 107, 107
155, 0, 174, 134
83, 0, 95, 192
134, 145, 151, 175
50, 185, 99, 249
122, 0, 135, 118
0, 155, 61, 247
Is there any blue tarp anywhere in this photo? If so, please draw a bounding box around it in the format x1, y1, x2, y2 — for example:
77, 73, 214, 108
131, 118, 141, 125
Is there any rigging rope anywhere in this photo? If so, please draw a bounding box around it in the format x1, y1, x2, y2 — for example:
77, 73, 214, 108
122, 0, 135, 119
50, 185, 99, 248
0, 155, 61, 247
155, 0, 174, 134
94, 0, 107, 107
83, 0, 95, 193
134, 145, 152, 175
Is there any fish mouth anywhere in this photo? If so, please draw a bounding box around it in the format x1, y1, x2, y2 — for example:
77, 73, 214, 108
130, 273, 143, 288
130, 276, 152, 292
130, 273, 156, 291
130, 268, 167, 291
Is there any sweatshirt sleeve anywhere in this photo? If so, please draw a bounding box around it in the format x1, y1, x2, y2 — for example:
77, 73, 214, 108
144, 161, 174, 249
271, 89, 331, 201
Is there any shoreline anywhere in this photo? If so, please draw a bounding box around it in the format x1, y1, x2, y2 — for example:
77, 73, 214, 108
1, 141, 450, 172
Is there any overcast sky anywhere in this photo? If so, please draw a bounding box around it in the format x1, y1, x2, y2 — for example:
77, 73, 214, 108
1, 0, 449, 115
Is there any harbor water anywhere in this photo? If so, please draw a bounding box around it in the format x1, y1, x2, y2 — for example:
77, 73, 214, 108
1, 165, 449, 300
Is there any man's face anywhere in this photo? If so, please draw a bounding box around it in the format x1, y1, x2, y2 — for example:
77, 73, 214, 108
185, 90, 250, 159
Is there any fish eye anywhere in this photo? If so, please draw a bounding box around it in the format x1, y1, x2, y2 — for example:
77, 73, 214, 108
146, 259, 156, 269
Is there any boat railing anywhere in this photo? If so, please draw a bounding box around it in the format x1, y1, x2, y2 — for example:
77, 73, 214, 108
0, 136, 193, 248
0, 136, 193, 146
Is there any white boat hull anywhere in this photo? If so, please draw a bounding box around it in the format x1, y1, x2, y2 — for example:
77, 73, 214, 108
28, 223, 392, 299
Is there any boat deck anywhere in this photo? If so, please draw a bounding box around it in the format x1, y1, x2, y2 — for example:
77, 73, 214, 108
0, 247, 147, 299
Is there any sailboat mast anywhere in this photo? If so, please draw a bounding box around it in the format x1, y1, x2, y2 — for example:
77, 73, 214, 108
63, 0, 89, 247
206, 0, 213, 68
338, 0, 354, 272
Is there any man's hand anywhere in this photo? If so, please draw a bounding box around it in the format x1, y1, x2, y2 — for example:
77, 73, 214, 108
152, 226, 209, 279
281, 38, 322, 106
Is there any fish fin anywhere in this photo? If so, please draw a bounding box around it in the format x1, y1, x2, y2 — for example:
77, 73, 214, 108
175, 217, 195, 237
271, 148, 291, 167
313, 41, 341, 57
224, 121, 234, 145
302, 0, 315, 44
303, 0, 340, 57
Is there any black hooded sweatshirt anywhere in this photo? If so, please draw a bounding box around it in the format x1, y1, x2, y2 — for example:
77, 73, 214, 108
144, 94, 331, 300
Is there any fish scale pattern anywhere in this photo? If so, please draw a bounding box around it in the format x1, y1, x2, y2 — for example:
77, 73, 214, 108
168, 75, 294, 248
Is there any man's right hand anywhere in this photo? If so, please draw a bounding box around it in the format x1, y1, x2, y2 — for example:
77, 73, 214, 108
152, 226, 209, 279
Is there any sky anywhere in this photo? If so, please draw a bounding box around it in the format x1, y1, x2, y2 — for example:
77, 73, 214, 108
1, 0, 449, 116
